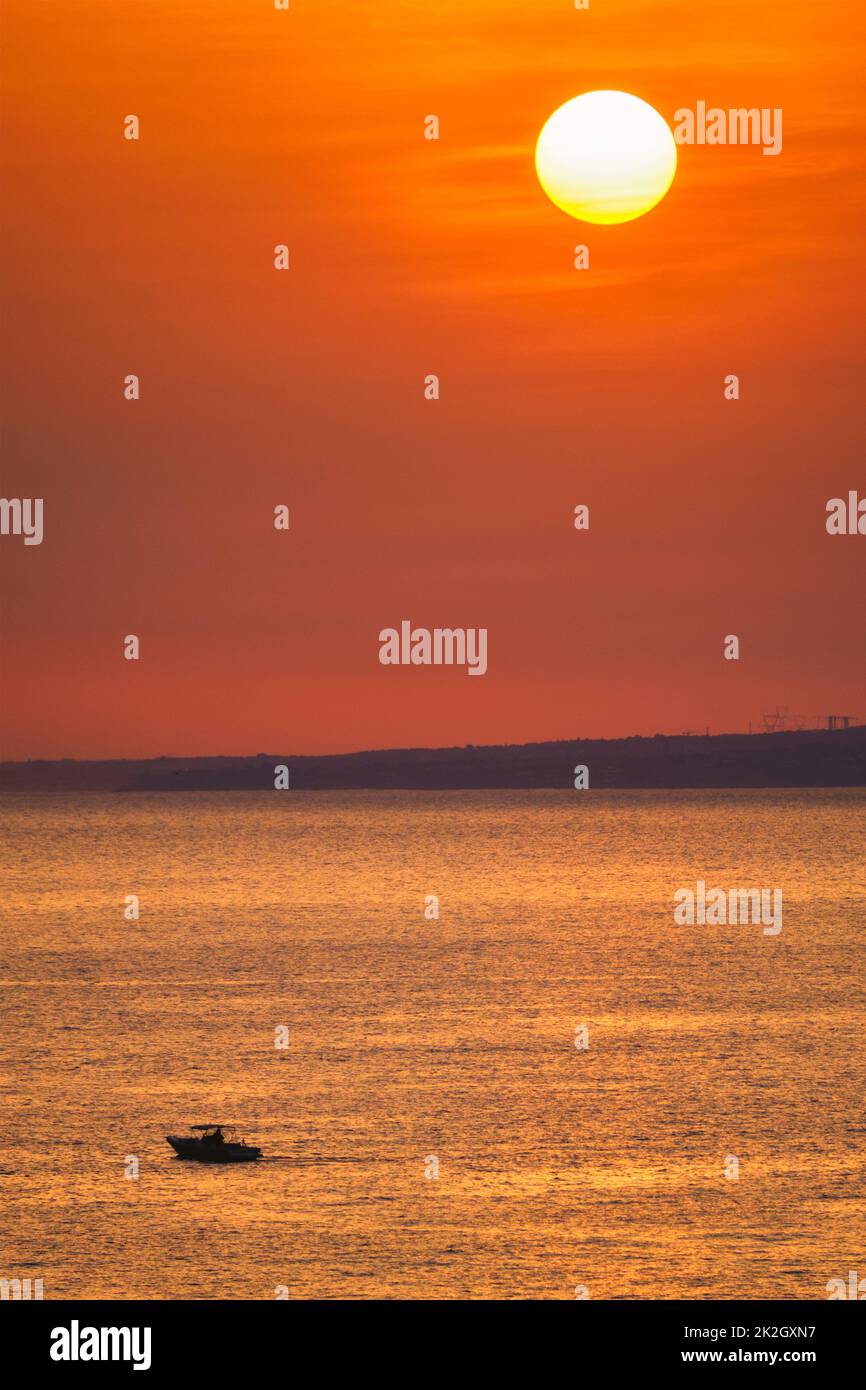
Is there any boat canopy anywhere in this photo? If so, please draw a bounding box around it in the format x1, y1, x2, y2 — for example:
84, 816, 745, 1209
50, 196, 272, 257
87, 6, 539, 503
190, 1124, 233, 1130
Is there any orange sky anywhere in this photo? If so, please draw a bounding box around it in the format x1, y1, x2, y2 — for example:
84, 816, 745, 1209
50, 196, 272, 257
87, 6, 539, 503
1, 0, 864, 758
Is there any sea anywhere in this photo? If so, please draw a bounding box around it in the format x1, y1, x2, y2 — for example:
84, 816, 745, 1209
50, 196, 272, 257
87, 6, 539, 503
1, 789, 863, 1299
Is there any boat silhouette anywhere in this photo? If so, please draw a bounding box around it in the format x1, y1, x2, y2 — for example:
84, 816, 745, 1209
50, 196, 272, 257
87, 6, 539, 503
166, 1124, 263, 1163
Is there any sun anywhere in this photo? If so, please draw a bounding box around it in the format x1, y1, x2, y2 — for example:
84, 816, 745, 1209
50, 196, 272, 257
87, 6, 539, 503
535, 90, 677, 225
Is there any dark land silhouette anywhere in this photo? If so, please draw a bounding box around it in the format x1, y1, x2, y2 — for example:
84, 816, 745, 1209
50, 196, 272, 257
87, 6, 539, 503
2, 726, 865, 791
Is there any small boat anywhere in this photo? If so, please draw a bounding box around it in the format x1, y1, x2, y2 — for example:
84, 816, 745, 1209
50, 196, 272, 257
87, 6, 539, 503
166, 1124, 263, 1163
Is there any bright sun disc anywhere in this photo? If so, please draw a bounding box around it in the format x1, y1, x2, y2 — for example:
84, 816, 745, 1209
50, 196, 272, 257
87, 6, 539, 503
535, 90, 677, 225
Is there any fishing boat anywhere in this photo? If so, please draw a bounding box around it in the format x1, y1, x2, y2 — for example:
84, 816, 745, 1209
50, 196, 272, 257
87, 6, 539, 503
165, 1124, 263, 1163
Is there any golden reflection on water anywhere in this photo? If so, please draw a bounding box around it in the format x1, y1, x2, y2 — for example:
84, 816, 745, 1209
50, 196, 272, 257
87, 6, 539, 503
1, 789, 864, 1299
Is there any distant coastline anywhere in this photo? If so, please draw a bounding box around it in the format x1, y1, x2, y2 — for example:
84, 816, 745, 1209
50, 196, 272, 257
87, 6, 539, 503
2, 726, 865, 791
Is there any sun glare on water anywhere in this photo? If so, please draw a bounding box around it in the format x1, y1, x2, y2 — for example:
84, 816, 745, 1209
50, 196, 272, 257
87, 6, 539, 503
535, 90, 677, 225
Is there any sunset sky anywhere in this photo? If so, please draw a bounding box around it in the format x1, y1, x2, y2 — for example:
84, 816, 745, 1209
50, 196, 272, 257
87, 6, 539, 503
1, 0, 864, 759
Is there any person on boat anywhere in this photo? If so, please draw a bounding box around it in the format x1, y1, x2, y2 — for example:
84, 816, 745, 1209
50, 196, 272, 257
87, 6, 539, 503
209, 1126, 225, 1144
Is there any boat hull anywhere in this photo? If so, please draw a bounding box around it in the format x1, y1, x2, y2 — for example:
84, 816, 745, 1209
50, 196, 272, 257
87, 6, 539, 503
166, 1136, 262, 1163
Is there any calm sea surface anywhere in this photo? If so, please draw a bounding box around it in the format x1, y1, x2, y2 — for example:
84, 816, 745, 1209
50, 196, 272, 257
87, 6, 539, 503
1, 789, 864, 1300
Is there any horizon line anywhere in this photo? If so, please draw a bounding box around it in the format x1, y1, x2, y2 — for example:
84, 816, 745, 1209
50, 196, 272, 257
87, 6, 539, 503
3, 722, 865, 768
